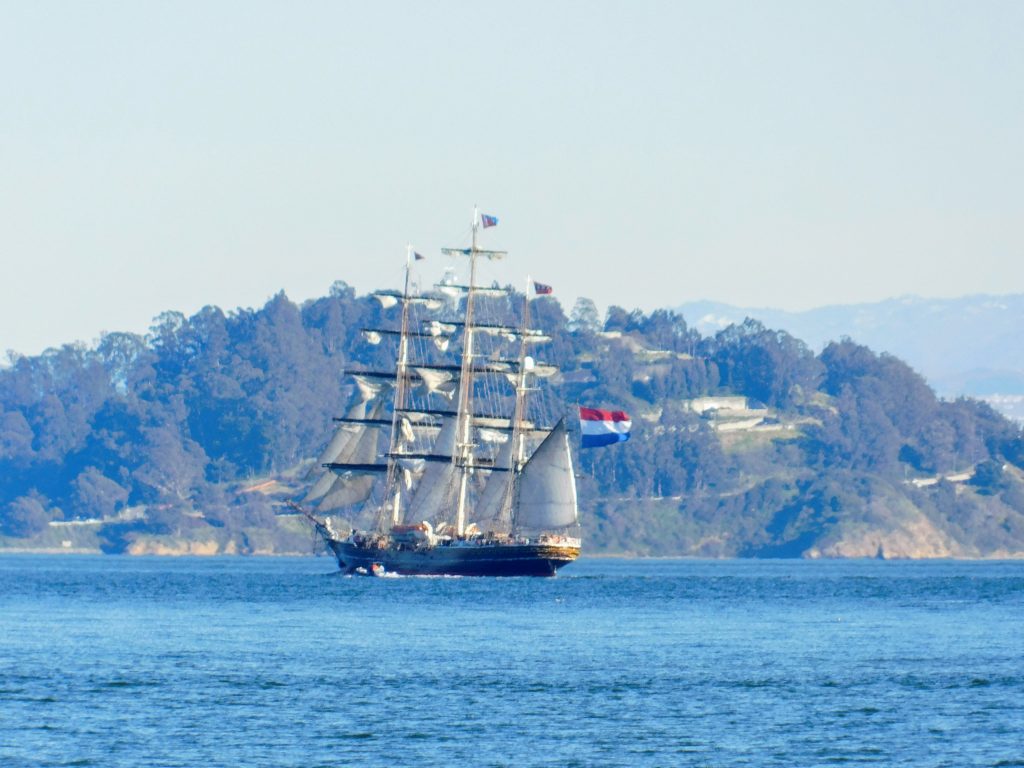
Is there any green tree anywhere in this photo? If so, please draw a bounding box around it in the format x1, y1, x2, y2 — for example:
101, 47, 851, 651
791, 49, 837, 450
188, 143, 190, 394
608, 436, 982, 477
2, 494, 55, 537
72, 467, 129, 518
568, 297, 601, 334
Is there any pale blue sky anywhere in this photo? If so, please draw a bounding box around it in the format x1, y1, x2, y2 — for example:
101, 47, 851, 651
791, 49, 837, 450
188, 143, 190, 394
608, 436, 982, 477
2, 1, 1022, 356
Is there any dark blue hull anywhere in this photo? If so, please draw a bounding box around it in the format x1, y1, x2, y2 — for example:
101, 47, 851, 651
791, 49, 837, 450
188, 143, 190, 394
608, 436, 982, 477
328, 538, 579, 577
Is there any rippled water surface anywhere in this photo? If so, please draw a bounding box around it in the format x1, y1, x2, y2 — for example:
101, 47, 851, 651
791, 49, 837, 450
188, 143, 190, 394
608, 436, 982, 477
2, 556, 1023, 767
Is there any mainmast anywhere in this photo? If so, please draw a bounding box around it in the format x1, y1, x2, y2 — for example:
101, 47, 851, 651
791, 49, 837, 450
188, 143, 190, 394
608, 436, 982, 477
442, 206, 506, 536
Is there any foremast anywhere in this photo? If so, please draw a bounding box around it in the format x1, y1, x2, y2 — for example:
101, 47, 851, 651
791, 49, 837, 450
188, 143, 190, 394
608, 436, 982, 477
375, 246, 417, 531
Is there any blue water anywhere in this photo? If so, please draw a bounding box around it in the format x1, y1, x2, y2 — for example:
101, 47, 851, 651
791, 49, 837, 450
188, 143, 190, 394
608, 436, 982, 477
1, 556, 1022, 767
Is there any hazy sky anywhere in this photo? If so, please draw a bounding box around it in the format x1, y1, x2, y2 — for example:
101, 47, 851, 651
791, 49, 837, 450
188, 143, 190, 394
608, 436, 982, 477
2, 1, 1022, 356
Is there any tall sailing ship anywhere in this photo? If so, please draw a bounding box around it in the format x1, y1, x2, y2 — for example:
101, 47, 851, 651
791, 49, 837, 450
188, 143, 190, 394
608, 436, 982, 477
298, 210, 581, 576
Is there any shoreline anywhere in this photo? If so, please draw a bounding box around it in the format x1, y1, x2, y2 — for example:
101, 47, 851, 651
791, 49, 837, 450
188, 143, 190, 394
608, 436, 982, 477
1, 548, 1022, 561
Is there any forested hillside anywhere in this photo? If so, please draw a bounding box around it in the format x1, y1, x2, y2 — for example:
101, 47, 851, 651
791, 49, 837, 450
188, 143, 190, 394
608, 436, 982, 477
679, 295, 1024, 422
3, 282, 1024, 557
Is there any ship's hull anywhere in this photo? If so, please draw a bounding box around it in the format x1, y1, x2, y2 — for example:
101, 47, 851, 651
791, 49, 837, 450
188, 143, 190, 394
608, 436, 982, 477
327, 538, 580, 577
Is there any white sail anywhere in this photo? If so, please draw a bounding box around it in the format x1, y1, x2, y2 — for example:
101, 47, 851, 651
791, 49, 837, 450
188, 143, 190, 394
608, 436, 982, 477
317, 472, 375, 512
513, 419, 578, 531
402, 410, 460, 523
305, 463, 343, 503
316, 402, 386, 512
303, 400, 370, 491
474, 437, 514, 525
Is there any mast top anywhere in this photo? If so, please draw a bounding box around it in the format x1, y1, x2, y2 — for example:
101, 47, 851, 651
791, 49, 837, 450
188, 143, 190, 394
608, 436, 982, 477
442, 205, 505, 259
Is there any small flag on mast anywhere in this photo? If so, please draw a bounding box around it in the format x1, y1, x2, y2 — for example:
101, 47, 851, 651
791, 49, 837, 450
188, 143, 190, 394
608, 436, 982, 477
413, 251, 425, 261
533, 281, 553, 295
481, 213, 499, 229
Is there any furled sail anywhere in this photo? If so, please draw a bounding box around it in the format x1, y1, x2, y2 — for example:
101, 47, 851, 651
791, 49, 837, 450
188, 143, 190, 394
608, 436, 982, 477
415, 367, 457, 399
353, 375, 391, 402
513, 419, 578, 531
373, 291, 444, 311
436, 284, 510, 298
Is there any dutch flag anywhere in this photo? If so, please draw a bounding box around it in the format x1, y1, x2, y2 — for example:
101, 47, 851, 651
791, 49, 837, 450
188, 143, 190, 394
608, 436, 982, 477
579, 406, 632, 448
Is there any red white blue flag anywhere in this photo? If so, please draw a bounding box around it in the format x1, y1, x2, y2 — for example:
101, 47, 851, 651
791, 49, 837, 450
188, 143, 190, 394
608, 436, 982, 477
579, 407, 631, 448
533, 281, 553, 295
481, 213, 499, 228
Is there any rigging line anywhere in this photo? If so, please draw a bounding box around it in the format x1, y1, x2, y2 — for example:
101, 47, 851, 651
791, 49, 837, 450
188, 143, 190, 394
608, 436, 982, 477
444, 222, 474, 250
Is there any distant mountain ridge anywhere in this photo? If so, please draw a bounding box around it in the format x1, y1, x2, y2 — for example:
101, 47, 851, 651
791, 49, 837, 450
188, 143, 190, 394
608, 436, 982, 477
677, 294, 1024, 420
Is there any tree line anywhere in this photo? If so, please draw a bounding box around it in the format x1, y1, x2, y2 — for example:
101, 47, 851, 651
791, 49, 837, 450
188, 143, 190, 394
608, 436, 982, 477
2, 282, 1023, 555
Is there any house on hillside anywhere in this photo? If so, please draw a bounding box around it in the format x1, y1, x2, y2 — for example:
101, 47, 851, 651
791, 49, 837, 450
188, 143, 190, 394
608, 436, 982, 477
683, 396, 750, 414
